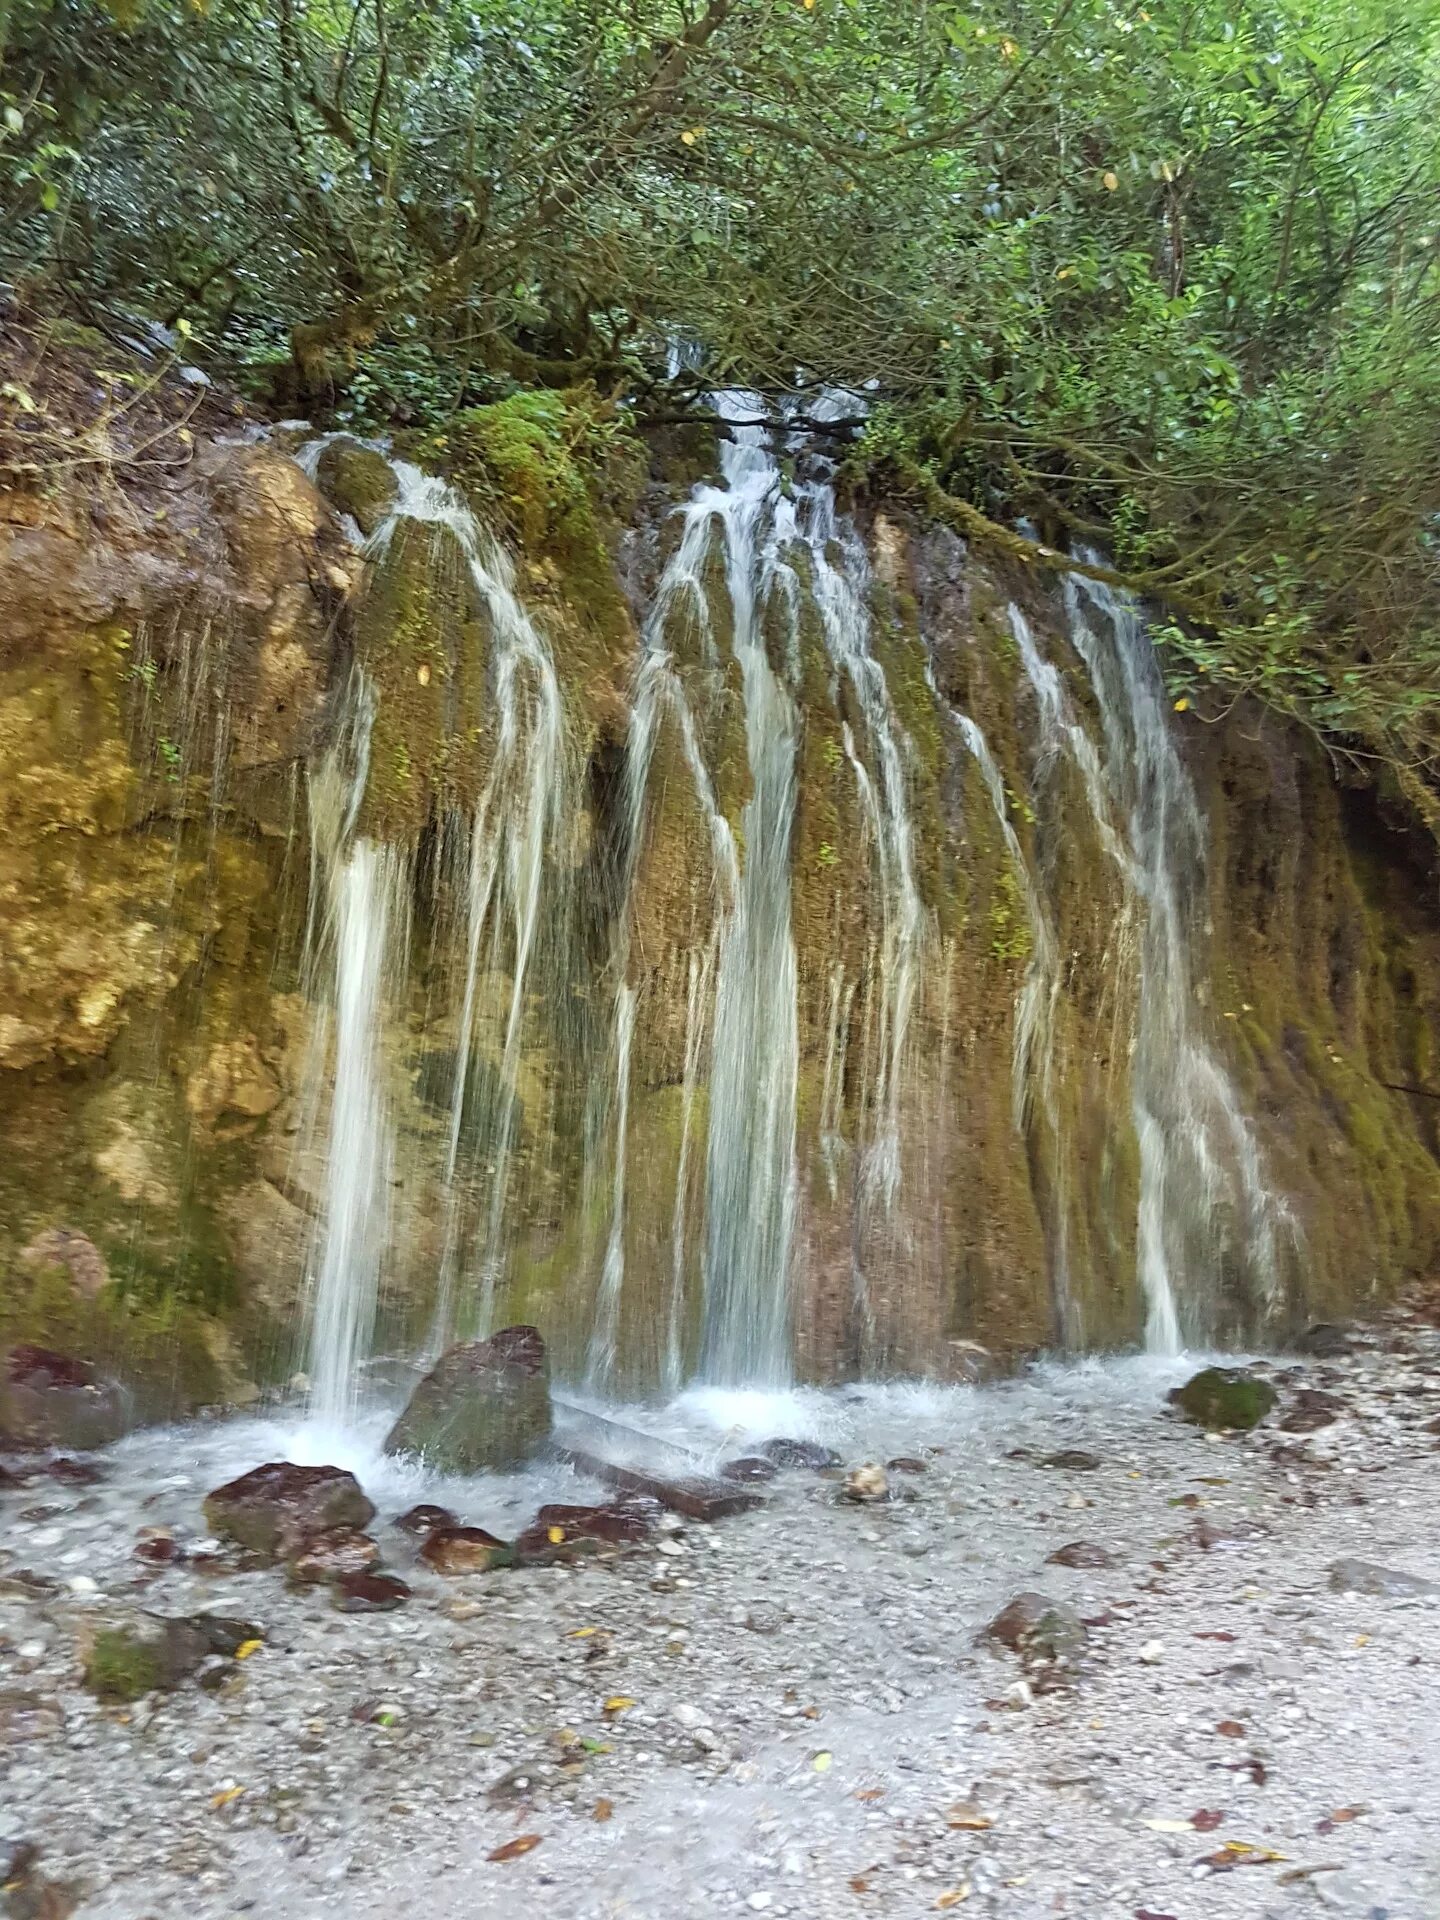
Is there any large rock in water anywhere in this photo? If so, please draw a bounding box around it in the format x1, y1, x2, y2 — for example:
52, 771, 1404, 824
203, 1462, 375, 1559
1173, 1366, 1277, 1431
385, 1326, 551, 1473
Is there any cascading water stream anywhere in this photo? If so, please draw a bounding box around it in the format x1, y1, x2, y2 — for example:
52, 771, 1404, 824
1062, 571, 1288, 1350
301, 671, 412, 1425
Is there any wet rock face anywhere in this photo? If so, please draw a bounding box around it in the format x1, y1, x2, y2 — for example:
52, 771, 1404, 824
202, 1462, 376, 1561
1172, 1366, 1277, 1431
385, 1325, 552, 1474
0, 1346, 132, 1450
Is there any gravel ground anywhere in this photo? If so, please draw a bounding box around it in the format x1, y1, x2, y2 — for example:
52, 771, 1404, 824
3, 1313, 1439, 1920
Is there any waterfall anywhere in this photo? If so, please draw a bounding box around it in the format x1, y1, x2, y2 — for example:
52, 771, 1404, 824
585, 982, 636, 1390
364, 463, 569, 1349
302, 671, 412, 1424
1061, 572, 1288, 1349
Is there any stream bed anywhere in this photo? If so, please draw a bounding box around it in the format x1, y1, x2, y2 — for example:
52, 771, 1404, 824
3, 1318, 1439, 1920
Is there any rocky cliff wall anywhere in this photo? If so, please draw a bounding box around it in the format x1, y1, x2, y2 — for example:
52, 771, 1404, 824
2, 402, 1437, 1416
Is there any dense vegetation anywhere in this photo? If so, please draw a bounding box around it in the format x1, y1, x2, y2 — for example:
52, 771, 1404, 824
2, 0, 1438, 799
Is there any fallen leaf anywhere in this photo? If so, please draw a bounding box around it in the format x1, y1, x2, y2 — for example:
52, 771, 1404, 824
935, 1889, 971, 1909
210, 1786, 245, 1810
1194, 1631, 1237, 1643
1216, 1720, 1246, 1738
1135, 1911, 1179, 1920
850, 1878, 873, 1894
547, 1526, 565, 1544
1191, 1809, 1225, 1831
1329, 1806, 1365, 1824
602, 1696, 635, 1716
853, 1789, 886, 1803
592, 1799, 614, 1823
813, 1751, 833, 1772
1102, 170, 1119, 190
487, 1834, 542, 1863
579, 1737, 612, 1754
1198, 1840, 1288, 1871
233, 1639, 263, 1660
945, 1802, 992, 1831
568, 1626, 599, 1638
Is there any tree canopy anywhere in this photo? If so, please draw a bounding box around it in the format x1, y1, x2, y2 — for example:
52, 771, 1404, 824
3, 0, 1439, 795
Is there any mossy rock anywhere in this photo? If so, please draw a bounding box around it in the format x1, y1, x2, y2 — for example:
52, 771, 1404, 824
84, 1627, 167, 1703
314, 438, 398, 537
1173, 1366, 1277, 1431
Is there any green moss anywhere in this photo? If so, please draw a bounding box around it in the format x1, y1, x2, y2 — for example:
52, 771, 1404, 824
86, 1628, 165, 1703
988, 865, 1033, 964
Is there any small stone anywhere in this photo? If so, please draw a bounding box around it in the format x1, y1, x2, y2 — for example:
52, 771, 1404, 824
1138, 1640, 1166, 1663
841, 1465, 889, 1504
1041, 1450, 1102, 1471
420, 1525, 512, 1575
885, 1456, 928, 1475
0, 1689, 63, 1744
134, 1528, 181, 1565
984, 1592, 1087, 1664
1279, 1388, 1345, 1433
1046, 1541, 1116, 1569
332, 1571, 410, 1613
744, 1603, 785, 1635
1328, 1558, 1438, 1599
393, 1503, 458, 1537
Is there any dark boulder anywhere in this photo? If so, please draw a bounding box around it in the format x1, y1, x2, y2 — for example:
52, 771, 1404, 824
720, 1456, 779, 1484
385, 1325, 552, 1474
0, 1346, 132, 1451
1172, 1367, 1277, 1432
203, 1461, 376, 1560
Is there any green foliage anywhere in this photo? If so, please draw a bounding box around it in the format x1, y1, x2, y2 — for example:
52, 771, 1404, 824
85, 1627, 164, 1703
0, 0, 1435, 787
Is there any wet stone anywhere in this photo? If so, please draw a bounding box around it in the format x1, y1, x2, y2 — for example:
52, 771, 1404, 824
0, 1346, 133, 1451
1279, 1388, 1345, 1433
759, 1438, 841, 1471
721, 1456, 780, 1484
385, 1324, 551, 1474
420, 1526, 512, 1575
885, 1456, 929, 1475
332, 1570, 410, 1613
286, 1527, 381, 1587
393, 1503, 458, 1537
841, 1465, 889, 1503
1328, 1558, 1438, 1599
1046, 1540, 1117, 1569
533, 1501, 653, 1545
134, 1527, 181, 1565
203, 1461, 376, 1560
1041, 1449, 1102, 1471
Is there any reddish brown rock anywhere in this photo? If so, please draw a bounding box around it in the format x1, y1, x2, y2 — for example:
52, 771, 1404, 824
332, 1570, 410, 1613
202, 1462, 376, 1561
393, 1503, 458, 1537
419, 1525, 512, 1575
286, 1527, 381, 1587
1046, 1541, 1117, 1570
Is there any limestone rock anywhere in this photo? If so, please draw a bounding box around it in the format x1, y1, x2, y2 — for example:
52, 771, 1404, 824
841, 1464, 889, 1503
1173, 1366, 1277, 1431
202, 1461, 376, 1560
17, 1229, 109, 1300
385, 1325, 552, 1473
0, 1346, 132, 1450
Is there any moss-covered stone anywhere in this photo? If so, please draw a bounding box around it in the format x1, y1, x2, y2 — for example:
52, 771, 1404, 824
84, 1627, 166, 1703
1175, 1366, 1277, 1430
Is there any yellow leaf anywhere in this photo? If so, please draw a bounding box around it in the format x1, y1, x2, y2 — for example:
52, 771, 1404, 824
812, 1751, 833, 1772
803, 0, 816, 9
1103, 171, 1119, 191
548, 1526, 565, 1544
1173, 696, 1191, 711
603, 1696, 635, 1715
680, 128, 703, 146
936, 1890, 971, 1909
1000, 37, 1017, 57
568, 1626, 599, 1638
234, 1639, 262, 1661
1056, 266, 1075, 280
210, 1786, 245, 1810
